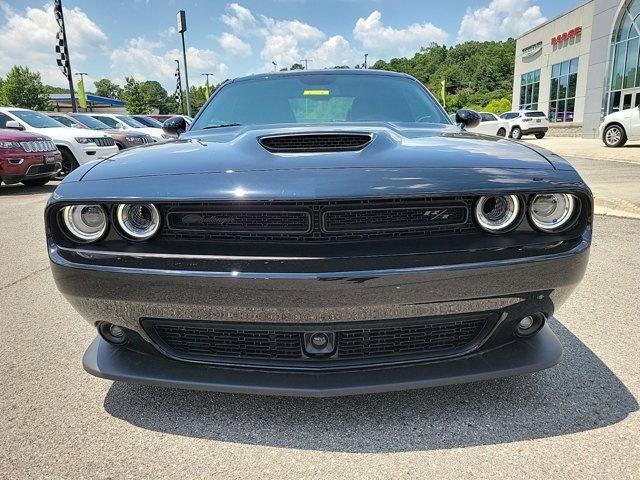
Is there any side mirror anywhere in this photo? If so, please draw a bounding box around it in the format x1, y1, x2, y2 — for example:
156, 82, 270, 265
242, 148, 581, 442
455, 109, 481, 129
5, 120, 24, 131
162, 116, 187, 137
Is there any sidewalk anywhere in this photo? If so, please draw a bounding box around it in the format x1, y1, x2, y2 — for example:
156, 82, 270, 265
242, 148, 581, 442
524, 137, 640, 164
523, 137, 640, 219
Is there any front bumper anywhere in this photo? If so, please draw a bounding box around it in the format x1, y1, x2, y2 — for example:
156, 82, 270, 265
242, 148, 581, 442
0, 153, 61, 184
83, 324, 562, 397
51, 233, 589, 394
76, 145, 119, 164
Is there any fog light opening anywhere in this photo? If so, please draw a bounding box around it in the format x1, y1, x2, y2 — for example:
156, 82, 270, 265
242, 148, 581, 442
98, 322, 128, 345
515, 314, 546, 337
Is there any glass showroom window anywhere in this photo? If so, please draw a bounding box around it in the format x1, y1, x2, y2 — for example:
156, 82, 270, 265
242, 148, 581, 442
519, 69, 540, 110
606, 0, 640, 113
549, 58, 579, 122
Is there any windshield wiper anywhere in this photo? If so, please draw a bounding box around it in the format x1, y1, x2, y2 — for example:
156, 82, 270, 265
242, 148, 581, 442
202, 123, 242, 129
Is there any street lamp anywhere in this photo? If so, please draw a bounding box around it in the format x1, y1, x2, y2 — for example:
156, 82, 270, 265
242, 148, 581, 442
176, 10, 191, 117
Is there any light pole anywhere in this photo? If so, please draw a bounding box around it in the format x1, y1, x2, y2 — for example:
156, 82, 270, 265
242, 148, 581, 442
272, 61, 278, 72
177, 10, 191, 117
364, 53, 368, 69
299, 59, 313, 70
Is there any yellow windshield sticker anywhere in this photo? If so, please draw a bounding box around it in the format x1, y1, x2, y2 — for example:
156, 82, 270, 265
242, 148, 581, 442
303, 89, 330, 96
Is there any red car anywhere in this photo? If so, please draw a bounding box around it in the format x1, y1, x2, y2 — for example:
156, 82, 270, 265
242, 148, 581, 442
0, 129, 61, 187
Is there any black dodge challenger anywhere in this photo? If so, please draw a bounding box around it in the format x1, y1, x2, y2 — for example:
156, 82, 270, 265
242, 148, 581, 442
47, 70, 591, 396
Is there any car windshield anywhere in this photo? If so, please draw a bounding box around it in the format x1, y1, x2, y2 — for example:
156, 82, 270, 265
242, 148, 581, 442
525, 112, 546, 117
192, 73, 450, 129
136, 116, 163, 127
116, 115, 145, 128
73, 114, 110, 130
10, 110, 64, 128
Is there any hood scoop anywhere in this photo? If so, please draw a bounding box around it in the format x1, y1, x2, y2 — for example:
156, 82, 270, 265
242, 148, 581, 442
259, 133, 373, 153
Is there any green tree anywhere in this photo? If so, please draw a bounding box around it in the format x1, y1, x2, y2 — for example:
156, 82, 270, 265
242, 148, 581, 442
139, 80, 168, 113
483, 98, 512, 114
372, 39, 516, 113
94, 78, 122, 99
0, 66, 51, 110
122, 77, 150, 114
290, 63, 304, 71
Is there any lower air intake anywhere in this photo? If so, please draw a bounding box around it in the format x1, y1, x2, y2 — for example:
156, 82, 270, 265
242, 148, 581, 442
142, 315, 490, 370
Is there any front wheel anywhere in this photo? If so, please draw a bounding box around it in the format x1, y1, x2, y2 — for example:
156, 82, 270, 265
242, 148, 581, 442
21, 178, 51, 187
497, 128, 506, 137
603, 124, 627, 147
535, 132, 546, 139
510, 127, 522, 140
56, 149, 79, 179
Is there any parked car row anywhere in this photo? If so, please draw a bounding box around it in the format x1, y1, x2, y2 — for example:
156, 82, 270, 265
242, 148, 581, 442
0, 107, 182, 185
449, 110, 550, 139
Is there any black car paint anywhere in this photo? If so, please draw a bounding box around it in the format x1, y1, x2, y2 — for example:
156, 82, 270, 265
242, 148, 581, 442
46, 70, 592, 396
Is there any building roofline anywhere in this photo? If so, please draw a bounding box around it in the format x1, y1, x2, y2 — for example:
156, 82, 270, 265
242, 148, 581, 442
517, 0, 594, 39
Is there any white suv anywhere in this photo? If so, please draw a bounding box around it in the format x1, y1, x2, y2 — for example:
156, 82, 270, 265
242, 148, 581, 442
0, 107, 118, 177
599, 105, 640, 147
89, 114, 170, 142
499, 110, 549, 140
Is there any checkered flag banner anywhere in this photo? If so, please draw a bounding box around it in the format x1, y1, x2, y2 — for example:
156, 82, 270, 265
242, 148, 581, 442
174, 65, 183, 105
53, 0, 70, 77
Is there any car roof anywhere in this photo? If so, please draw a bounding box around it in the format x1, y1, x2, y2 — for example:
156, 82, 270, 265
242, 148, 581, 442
232, 68, 412, 83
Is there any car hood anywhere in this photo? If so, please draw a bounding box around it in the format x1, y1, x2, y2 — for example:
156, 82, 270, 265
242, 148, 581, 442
30, 127, 109, 141
81, 123, 556, 182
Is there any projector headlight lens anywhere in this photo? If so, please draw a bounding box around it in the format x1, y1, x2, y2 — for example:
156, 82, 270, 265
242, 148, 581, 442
62, 204, 107, 242
116, 203, 160, 240
530, 193, 576, 231
475, 195, 520, 232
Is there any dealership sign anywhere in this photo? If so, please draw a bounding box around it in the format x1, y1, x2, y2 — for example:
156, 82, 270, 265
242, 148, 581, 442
551, 26, 582, 46
522, 41, 543, 58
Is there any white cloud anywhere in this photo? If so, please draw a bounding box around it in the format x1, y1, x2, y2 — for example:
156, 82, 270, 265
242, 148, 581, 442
309, 35, 354, 68
0, 3, 107, 87
457, 0, 547, 42
220, 3, 257, 35
219, 32, 252, 57
110, 38, 227, 91
220, 3, 336, 70
353, 11, 448, 58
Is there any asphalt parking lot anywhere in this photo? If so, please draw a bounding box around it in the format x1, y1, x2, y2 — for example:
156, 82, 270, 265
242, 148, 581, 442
1, 180, 638, 479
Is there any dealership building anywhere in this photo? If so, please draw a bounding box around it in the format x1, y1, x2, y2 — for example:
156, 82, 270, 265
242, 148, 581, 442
513, 0, 640, 138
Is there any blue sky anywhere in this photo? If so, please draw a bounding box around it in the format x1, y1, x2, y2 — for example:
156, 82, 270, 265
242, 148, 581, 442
0, 0, 579, 92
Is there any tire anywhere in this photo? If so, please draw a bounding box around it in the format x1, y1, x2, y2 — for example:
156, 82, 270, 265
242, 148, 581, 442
497, 128, 506, 137
535, 133, 546, 139
21, 178, 51, 187
57, 148, 79, 179
510, 126, 522, 140
603, 124, 627, 148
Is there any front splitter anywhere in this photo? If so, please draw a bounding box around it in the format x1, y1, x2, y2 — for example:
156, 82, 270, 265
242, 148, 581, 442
83, 324, 562, 397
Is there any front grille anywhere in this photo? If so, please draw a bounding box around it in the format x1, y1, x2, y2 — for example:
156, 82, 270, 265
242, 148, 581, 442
259, 134, 372, 153
92, 137, 116, 147
168, 209, 311, 233
160, 197, 475, 243
143, 316, 489, 369
20, 140, 56, 153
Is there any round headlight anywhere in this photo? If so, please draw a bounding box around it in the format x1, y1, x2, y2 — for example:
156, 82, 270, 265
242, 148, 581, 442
530, 193, 576, 231
115, 203, 160, 240
62, 204, 107, 242
475, 195, 520, 232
